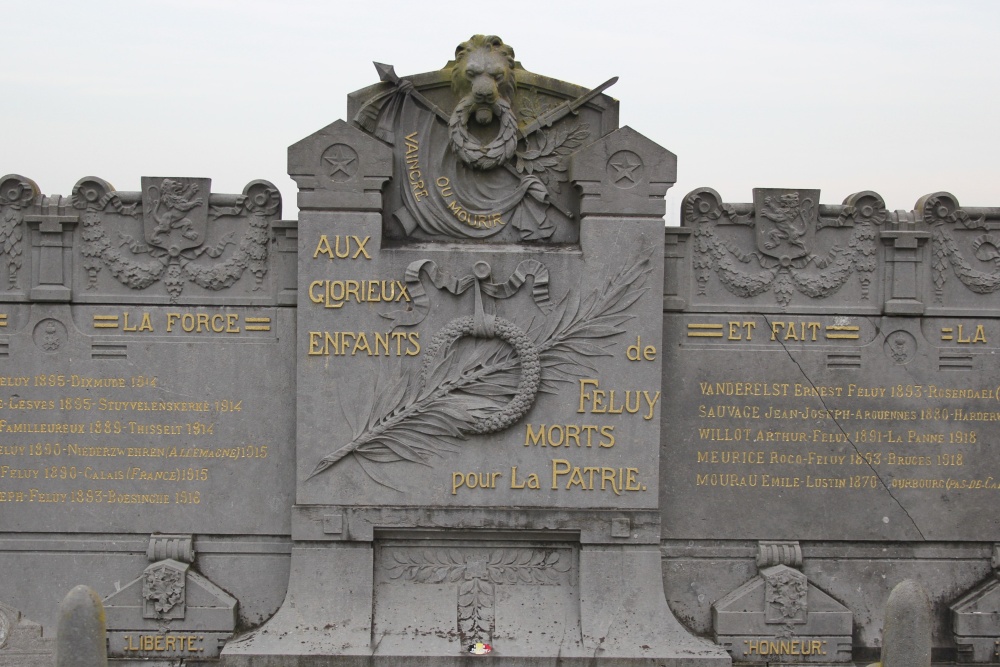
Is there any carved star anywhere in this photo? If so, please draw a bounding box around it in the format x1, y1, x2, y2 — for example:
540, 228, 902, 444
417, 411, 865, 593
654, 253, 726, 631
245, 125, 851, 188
609, 154, 641, 184
323, 146, 356, 178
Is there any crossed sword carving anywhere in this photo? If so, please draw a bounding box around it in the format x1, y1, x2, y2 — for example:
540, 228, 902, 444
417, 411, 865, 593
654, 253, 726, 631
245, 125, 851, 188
369, 62, 617, 220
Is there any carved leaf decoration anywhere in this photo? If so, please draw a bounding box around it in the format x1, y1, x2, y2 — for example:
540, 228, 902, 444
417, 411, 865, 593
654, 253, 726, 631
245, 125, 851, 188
928, 226, 1000, 295
790, 247, 853, 298
514, 123, 590, 193
773, 271, 793, 308
311, 246, 653, 480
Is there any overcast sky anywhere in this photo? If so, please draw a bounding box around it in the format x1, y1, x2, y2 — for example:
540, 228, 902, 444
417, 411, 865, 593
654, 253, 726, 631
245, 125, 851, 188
4, 0, 997, 224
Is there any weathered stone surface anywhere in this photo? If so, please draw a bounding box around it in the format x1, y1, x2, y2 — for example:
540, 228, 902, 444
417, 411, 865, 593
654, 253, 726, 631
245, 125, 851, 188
880, 580, 931, 667
55, 585, 106, 667
222, 34, 724, 667
660, 187, 1000, 661
5, 30, 1000, 667
0, 600, 54, 667
663, 188, 1000, 542
950, 546, 1000, 663
0, 176, 296, 658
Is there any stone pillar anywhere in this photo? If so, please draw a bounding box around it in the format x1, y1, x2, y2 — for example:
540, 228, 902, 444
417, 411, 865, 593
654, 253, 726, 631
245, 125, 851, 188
881, 225, 930, 315
879, 580, 931, 667
25, 202, 78, 302
56, 585, 107, 667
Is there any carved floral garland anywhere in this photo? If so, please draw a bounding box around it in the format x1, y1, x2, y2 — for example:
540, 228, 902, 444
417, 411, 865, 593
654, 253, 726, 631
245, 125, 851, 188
0, 176, 33, 289
74, 183, 275, 302
386, 548, 569, 643
685, 191, 883, 309
925, 195, 999, 302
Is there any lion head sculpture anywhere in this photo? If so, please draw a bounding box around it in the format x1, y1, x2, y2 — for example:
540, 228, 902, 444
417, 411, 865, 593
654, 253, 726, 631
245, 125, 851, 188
450, 35, 518, 125
447, 35, 520, 170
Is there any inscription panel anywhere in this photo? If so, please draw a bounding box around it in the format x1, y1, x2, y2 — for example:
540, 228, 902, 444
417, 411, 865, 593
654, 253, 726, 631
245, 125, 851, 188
662, 314, 1000, 541
0, 305, 294, 534
297, 216, 665, 510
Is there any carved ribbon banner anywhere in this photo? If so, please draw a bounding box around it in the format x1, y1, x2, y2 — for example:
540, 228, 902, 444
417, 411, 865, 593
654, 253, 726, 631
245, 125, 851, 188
381, 258, 551, 328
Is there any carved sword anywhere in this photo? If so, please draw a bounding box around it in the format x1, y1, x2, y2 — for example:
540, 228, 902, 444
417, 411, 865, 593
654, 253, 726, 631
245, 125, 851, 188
517, 76, 618, 140
372, 63, 621, 220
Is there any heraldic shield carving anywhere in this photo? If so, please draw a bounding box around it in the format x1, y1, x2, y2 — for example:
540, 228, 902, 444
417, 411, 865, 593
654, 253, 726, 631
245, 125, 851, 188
352, 34, 617, 242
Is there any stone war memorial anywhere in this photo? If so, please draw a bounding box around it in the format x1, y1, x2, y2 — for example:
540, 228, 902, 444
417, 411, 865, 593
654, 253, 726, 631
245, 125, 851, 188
1, 33, 999, 667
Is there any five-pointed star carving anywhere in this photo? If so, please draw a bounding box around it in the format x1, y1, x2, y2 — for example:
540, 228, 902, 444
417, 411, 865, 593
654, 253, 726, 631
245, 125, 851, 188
609, 154, 641, 183
323, 146, 356, 178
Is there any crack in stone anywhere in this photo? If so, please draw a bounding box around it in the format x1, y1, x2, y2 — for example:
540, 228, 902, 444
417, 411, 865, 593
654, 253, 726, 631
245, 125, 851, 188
762, 314, 927, 540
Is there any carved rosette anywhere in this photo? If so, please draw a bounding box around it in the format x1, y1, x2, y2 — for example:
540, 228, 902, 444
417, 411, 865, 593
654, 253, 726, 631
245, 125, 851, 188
386, 548, 571, 643
919, 192, 997, 302
0, 174, 38, 289
683, 188, 886, 309
72, 176, 279, 302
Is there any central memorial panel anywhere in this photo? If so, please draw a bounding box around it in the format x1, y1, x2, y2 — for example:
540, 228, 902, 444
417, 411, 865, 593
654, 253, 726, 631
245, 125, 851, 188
222, 34, 728, 666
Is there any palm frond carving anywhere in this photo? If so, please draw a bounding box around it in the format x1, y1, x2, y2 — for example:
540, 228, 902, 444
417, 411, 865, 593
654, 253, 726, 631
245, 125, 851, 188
309, 245, 654, 480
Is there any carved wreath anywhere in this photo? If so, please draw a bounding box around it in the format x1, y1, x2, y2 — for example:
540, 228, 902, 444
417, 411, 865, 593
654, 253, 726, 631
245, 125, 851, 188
309, 246, 654, 485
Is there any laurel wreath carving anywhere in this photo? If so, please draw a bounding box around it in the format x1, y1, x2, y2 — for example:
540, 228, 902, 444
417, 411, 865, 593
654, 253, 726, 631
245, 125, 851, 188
512, 97, 591, 195
309, 246, 654, 483
449, 96, 519, 170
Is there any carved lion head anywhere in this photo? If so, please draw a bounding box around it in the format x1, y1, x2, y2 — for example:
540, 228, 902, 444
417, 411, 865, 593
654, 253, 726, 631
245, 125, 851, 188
449, 35, 518, 126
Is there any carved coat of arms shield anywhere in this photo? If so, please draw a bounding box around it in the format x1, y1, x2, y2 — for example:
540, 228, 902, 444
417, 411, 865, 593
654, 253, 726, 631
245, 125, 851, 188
753, 188, 819, 262
141, 177, 210, 255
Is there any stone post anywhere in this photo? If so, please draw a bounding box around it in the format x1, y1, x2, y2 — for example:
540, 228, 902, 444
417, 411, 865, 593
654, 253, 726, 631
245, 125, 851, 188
879, 579, 932, 667
56, 585, 107, 667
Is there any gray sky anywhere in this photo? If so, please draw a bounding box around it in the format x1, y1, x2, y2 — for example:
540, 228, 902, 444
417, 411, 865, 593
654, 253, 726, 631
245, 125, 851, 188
4, 0, 998, 224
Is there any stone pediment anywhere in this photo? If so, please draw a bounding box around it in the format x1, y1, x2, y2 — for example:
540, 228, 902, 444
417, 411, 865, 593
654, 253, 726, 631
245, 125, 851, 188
104, 559, 236, 632
950, 569, 1000, 662
714, 565, 851, 636
712, 565, 852, 662
951, 571, 1000, 636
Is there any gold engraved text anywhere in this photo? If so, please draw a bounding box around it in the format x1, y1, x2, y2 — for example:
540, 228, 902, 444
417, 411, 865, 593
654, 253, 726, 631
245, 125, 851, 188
308, 280, 410, 309
308, 331, 419, 357
577, 379, 660, 420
